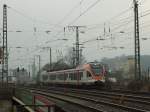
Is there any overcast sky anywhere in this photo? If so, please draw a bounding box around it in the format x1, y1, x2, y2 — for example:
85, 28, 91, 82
0, 0, 150, 70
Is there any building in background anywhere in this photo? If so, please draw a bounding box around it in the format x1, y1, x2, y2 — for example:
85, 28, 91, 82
11, 68, 30, 84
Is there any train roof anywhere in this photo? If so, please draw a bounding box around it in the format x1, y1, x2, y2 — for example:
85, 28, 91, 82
47, 68, 84, 74
41, 62, 106, 75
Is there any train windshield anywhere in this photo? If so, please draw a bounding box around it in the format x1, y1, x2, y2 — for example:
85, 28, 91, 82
91, 64, 103, 75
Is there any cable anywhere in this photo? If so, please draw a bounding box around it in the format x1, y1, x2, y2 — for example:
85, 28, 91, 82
105, 9, 150, 34
139, 0, 148, 5
46, 0, 103, 47
140, 11, 150, 17
84, 0, 149, 32
109, 7, 133, 22
68, 0, 102, 25
7, 5, 62, 28
56, 0, 84, 25
41, 0, 87, 46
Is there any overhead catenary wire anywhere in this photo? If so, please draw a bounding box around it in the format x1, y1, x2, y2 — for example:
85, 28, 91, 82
41, 0, 87, 44
68, 0, 103, 25
48, 0, 103, 47
84, 0, 149, 32
81, 12, 150, 46
5, 0, 149, 61
7, 1, 149, 34
6, 1, 137, 47
82, 11, 150, 45
138, 0, 148, 4
56, 0, 84, 26
7, 5, 62, 28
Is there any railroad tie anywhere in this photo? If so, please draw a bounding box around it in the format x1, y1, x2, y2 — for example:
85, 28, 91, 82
119, 95, 125, 104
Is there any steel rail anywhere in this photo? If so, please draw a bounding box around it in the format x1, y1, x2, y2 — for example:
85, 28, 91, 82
18, 87, 148, 112
31, 86, 150, 104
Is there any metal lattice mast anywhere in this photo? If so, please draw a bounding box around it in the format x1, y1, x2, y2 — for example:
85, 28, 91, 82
133, 0, 141, 80
49, 47, 52, 71
76, 27, 80, 66
2, 4, 8, 83
68, 26, 85, 66
72, 47, 75, 67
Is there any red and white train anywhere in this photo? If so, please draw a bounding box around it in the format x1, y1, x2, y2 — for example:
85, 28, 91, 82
40, 62, 107, 86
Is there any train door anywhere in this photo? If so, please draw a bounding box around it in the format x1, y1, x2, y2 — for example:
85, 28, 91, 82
82, 70, 87, 83
68, 72, 72, 84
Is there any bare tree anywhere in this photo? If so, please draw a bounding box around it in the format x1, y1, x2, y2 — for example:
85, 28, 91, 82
64, 47, 86, 67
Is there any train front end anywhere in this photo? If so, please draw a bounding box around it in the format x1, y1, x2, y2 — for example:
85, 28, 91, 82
90, 63, 106, 85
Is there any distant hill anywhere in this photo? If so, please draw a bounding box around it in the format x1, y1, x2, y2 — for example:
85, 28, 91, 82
101, 55, 150, 71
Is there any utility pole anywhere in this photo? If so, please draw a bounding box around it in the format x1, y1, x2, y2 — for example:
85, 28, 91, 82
38, 55, 41, 75
36, 55, 41, 83
79, 48, 82, 64
28, 64, 31, 78
72, 47, 75, 67
133, 0, 141, 80
2, 4, 8, 84
49, 47, 52, 71
42, 47, 52, 71
76, 27, 80, 66
33, 56, 36, 80
68, 26, 85, 66
148, 67, 150, 81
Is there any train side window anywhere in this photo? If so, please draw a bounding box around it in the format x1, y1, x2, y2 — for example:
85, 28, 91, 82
57, 74, 60, 80
74, 72, 77, 80
79, 72, 83, 80
69, 72, 76, 80
49, 75, 51, 79
64, 73, 67, 80
61, 74, 65, 80
58, 74, 61, 80
87, 71, 91, 77
58, 74, 64, 80
50, 75, 56, 80
43, 75, 48, 80
69, 73, 73, 80
72, 73, 75, 80
53, 75, 56, 80
49, 75, 51, 80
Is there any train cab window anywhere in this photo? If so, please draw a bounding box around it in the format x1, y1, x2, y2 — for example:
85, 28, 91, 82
43, 75, 48, 80
91, 64, 103, 75
87, 71, 91, 77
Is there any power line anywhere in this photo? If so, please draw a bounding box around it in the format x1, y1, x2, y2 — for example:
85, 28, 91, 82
7, 5, 62, 28
139, 0, 148, 4
81, 17, 150, 46
48, 0, 102, 46
37, 0, 85, 45
68, 0, 102, 25
83, 0, 149, 32
56, 0, 84, 25
109, 7, 133, 22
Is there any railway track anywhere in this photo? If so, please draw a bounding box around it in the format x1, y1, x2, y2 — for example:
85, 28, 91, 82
16, 86, 150, 112
33, 86, 150, 103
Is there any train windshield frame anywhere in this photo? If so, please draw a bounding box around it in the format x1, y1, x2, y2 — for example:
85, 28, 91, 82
91, 64, 103, 75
